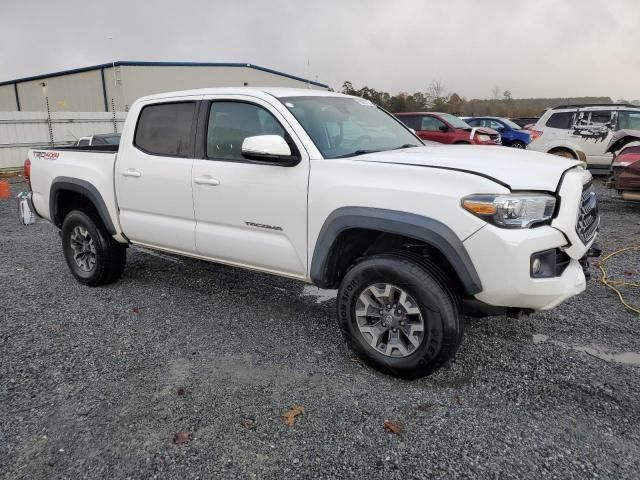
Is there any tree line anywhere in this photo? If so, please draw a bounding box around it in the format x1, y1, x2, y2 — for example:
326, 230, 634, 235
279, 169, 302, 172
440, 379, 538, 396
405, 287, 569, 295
341, 81, 619, 117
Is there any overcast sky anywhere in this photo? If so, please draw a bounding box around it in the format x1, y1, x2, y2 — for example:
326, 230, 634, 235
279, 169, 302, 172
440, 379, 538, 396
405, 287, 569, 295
2, 0, 639, 100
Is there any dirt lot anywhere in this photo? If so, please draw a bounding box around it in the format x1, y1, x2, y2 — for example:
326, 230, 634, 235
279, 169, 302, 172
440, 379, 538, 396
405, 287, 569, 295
1, 178, 639, 479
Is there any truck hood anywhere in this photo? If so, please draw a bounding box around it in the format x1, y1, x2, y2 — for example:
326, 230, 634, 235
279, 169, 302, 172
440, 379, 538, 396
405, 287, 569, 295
354, 145, 582, 191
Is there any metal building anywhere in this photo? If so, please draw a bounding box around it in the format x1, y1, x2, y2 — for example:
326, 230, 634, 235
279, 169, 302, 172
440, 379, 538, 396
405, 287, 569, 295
0, 61, 330, 113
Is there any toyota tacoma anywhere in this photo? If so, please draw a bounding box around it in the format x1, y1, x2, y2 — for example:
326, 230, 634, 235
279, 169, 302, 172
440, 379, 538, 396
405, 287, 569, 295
24, 87, 600, 379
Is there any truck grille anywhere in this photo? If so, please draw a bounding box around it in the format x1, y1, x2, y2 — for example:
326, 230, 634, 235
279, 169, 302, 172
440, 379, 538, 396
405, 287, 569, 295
576, 181, 599, 244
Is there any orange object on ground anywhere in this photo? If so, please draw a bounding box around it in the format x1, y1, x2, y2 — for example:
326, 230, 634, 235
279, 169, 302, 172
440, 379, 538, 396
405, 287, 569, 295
0, 180, 10, 199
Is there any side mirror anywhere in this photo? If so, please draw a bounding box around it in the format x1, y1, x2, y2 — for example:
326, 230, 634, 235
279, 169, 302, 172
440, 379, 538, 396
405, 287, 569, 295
439, 125, 449, 132
241, 135, 298, 165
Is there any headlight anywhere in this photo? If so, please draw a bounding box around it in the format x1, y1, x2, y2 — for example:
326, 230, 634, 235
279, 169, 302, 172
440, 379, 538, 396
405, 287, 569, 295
477, 134, 490, 142
462, 193, 556, 228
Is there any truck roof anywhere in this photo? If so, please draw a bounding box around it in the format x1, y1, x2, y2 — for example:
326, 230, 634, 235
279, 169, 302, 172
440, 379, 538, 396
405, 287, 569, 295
136, 87, 347, 104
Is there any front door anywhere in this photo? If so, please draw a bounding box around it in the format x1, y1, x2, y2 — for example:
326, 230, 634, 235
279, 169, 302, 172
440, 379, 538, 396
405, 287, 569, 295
116, 98, 200, 252
191, 96, 309, 278
417, 115, 451, 143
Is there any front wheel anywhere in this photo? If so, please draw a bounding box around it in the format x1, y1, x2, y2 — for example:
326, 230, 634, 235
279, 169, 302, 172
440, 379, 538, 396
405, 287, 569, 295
61, 210, 126, 286
337, 254, 463, 379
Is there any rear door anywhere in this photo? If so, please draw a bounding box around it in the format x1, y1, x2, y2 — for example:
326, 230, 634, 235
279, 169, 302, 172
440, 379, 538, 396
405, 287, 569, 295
191, 96, 309, 278
116, 97, 201, 252
568, 110, 614, 166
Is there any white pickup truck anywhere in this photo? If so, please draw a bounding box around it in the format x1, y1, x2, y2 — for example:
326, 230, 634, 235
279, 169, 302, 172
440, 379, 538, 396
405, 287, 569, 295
25, 87, 600, 379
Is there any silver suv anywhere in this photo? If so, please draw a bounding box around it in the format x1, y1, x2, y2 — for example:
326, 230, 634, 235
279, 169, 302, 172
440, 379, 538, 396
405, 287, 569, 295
528, 104, 640, 168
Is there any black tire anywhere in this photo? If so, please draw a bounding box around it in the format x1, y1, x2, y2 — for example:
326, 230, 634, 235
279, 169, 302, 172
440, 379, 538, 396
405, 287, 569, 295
337, 254, 462, 379
61, 210, 126, 286
454, 141, 471, 145
510, 141, 526, 149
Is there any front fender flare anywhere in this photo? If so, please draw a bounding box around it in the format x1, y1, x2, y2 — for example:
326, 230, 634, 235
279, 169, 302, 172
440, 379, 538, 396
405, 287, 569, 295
310, 207, 482, 295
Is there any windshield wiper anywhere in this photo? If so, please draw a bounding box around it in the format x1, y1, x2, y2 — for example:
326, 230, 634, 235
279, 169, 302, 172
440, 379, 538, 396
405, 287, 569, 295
391, 144, 420, 150
334, 149, 381, 158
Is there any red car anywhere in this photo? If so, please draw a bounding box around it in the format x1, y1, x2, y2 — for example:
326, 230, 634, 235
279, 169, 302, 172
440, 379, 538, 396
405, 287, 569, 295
395, 112, 501, 146
606, 130, 640, 202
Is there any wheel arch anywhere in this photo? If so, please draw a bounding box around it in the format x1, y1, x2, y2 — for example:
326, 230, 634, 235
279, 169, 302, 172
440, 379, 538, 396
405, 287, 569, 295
50, 177, 116, 234
310, 207, 482, 296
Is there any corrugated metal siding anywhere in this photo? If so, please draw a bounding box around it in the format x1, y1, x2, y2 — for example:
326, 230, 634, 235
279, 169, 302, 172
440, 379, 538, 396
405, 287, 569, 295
0, 84, 17, 110
0, 111, 126, 169
16, 70, 105, 112
111, 65, 325, 111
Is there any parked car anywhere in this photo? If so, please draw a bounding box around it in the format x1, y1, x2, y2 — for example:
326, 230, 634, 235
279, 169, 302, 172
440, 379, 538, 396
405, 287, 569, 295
76, 133, 121, 146
465, 117, 531, 149
394, 112, 501, 145
24, 87, 599, 379
528, 104, 640, 169
606, 129, 640, 202
510, 117, 540, 129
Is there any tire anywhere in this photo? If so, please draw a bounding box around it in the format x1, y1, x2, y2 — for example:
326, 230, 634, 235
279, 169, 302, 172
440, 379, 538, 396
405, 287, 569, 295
61, 210, 126, 286
454, 141, 471, 145
510, 141, 526, 149
337, 254, 462, 379
549, 148, 577, 159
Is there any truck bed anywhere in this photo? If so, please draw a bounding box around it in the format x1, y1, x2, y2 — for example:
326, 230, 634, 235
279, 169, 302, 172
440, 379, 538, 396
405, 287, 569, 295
29, 146, 121, 235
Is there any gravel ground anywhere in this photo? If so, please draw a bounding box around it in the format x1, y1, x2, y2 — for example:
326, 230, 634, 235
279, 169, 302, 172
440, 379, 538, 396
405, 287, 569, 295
1, 178, 639, 479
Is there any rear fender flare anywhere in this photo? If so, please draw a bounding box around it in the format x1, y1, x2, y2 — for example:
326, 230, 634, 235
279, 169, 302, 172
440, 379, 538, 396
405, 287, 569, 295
50, 176, 116, 234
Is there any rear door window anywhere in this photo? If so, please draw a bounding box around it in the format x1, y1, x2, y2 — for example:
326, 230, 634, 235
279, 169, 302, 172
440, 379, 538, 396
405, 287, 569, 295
396, 115, 421, 130
134, 102, 196, 157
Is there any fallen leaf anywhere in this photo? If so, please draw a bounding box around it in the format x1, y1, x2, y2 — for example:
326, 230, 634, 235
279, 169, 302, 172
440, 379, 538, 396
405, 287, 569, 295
132, 307, 140, 315
173, 431, 191, 444
177, 387, 185, 396
383, 420, 403, 434
281, 406, 304, 426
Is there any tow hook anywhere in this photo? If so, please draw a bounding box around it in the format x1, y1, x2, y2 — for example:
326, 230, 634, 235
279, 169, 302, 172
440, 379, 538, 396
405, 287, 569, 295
580, 243, 602, 281
587, 243, 602, 258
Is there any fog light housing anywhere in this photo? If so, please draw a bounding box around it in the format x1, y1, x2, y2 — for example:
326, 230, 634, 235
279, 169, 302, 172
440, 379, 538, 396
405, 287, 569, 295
530, 249, 570, 278
532, 258, 542, 275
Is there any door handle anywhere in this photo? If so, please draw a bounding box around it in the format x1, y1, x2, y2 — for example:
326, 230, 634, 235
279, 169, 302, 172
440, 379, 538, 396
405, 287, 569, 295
194, 176, 220, 186
122, 169, 141, 178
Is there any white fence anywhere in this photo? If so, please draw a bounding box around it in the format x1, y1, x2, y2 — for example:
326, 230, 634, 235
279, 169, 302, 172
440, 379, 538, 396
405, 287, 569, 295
0, 111, 127, 170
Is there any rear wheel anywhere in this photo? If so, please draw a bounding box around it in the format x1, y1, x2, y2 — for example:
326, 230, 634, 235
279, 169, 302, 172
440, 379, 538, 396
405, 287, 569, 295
61, 210, 126, 286
510, 141, 526, 149
337, 254, 462, 379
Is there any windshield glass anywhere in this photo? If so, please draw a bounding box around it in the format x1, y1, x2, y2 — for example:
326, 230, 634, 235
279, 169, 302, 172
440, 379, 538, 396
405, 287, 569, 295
279, 96, 421, 158
439, 113, 471, 129
500, 118, 522, 130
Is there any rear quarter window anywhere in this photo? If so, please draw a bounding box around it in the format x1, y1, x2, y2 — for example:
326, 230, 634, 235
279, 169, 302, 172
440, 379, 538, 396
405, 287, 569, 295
134, 102, 196, 157
545, 112, 573, 129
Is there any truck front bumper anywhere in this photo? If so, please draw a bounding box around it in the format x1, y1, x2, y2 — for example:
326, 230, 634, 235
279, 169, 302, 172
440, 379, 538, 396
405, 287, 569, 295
462, 166, 599, 311
463, 225, 593, 310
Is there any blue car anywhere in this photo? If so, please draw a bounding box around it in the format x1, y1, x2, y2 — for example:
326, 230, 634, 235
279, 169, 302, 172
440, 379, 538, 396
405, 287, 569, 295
464, 117, 531, 148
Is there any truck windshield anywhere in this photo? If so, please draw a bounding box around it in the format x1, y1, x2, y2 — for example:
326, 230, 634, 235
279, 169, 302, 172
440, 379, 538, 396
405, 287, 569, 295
280, 96, 421, 158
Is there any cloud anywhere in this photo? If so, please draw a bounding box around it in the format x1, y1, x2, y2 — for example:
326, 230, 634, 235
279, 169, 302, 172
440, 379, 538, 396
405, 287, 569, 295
1, 0, 638, 100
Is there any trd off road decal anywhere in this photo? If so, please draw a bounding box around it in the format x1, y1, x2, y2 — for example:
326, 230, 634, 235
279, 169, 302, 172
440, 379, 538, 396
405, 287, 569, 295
32, 151, 60, 160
